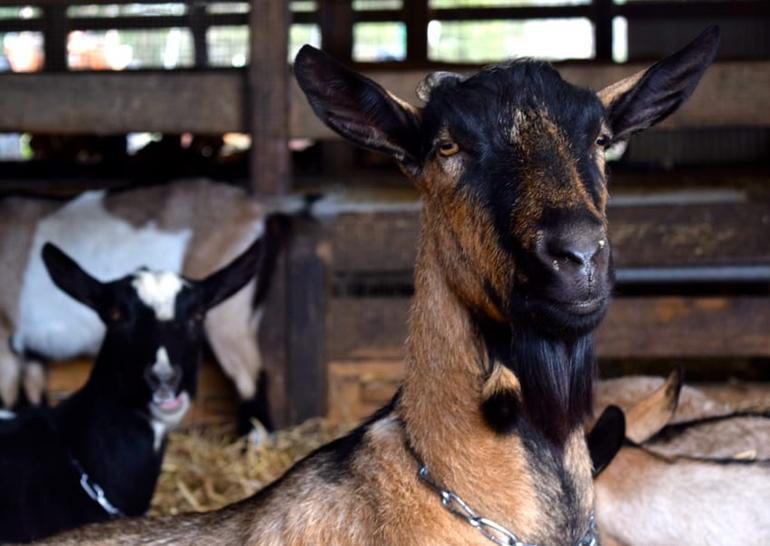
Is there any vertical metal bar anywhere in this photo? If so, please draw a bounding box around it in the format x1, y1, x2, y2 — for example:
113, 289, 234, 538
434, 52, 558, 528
407, 0, 429, 65
189, 1, 209, 69
595, 0, 614, 62
42, 5, 68, 72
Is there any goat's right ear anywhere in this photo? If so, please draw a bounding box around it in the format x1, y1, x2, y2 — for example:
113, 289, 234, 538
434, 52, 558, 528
598, 26, 719, 142
587, 405, 626, 477
294, 45, 422, 174
41, 242, 105, 311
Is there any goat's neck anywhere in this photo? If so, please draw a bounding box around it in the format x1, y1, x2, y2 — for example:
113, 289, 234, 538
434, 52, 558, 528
398, 234, 594, 537
51, 362, 163, 514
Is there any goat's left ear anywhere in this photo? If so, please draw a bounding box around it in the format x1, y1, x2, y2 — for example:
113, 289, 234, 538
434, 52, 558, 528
294, 45, 422, 174
598, 26, 720, 142
198, 236, 265, 310
587, 405, 626, 477
42, 242, 105, 311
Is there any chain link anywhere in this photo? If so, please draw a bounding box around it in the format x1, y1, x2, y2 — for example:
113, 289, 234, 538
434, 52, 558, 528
416, 464, 598, 546
71, 456, 124, 518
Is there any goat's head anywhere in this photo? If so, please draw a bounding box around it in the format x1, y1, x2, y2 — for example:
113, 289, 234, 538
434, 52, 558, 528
41, 239, 263, 428
295, 27, 719, 338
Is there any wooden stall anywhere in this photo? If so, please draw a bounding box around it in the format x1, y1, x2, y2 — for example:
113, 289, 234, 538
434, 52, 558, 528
0, 0, 768, 426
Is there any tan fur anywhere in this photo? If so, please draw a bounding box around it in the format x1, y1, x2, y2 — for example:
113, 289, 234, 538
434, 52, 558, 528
43, 103, 597, 546
597, 69, 647, 108
596, 448, 770, 546
596, 374, 770, 545
624, 370, 681, 443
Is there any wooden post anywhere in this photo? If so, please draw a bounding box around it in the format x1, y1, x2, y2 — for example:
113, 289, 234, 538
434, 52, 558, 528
249, 0, 293, 427
286, 217, 328, 423
319, 0, 353, 62
248, 0, 290, 196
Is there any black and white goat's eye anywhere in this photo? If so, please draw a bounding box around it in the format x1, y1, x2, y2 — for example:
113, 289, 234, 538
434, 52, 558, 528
595, 134, 611, 149
108, 308, 123, 322
438, 140, 460, 157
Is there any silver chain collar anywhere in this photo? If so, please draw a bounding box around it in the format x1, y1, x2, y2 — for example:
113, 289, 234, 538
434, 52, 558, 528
412, 452, 598, 546
69, 456, 124, 518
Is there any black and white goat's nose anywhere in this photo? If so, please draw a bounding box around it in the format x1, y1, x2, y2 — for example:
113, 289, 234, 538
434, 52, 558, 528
145, 347, 181, 390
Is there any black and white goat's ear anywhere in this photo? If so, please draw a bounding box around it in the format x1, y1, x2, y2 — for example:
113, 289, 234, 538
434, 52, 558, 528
41, 242, 105, 311
598, 26, 720, 142
587, 405, 626, 477
294, 45, 422, 174
198, 236, 265, 311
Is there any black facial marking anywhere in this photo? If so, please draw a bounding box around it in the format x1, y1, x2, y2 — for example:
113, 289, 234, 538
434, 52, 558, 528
481, 388, 521, 435
479, 316, 595, 446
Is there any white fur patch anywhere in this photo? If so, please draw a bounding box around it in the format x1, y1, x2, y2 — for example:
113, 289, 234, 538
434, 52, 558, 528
148, 390, 190, 451
132, 272, 186, 321
15, 191, 191, 359
0, 409, 16, 420
151, 346, 173, 379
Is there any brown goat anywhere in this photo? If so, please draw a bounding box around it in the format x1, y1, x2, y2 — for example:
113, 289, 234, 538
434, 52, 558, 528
40, 28, 719, 546
594, 372, 770, 545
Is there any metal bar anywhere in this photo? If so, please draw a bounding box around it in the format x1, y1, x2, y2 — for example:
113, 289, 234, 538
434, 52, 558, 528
188, 1, 209, 68
406, 0, 428, 65
42, 4, 67, 72
594, 0, 613, 62
615, 266, 770, 284
67, 12, 247, 31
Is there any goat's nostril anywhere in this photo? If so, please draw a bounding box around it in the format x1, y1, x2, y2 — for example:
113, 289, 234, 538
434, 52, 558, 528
546, 237, 606, 270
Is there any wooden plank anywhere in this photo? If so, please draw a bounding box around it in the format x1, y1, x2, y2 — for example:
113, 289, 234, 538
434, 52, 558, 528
285, 217, 329, 423
0, 72, 245, 135
249, 0, 290, 195
291, 61, 770, 138
596, 297, 770, 359
326, 296, 770, 361
326, 200, 770, 274
0, 62, 766, 135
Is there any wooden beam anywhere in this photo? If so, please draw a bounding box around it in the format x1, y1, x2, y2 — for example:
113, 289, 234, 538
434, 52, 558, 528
291, 61, 770, 138
325, 200, 770, 275
0, 72, 245, 134
249, 0, 290, 195
0, 61, 766, 135
326, 296, 770, 361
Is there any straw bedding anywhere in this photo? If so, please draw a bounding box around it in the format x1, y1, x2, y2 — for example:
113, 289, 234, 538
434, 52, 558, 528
150, 419, 352, 516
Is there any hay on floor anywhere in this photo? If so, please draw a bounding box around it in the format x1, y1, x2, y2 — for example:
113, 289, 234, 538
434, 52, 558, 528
151, 418, 351, 516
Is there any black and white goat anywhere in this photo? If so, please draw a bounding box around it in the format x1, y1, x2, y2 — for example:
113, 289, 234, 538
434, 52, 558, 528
0, 236, 264, 543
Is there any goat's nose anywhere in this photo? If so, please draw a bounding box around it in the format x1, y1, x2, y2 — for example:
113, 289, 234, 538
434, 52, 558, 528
536, 225, 608, 276
547, 235, 605, 269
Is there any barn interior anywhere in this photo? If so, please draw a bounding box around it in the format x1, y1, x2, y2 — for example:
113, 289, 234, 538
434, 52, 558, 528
0, 0, 768, 517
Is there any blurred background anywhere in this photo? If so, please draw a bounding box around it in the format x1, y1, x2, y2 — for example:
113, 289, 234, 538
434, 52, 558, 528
0, 0, 768, 430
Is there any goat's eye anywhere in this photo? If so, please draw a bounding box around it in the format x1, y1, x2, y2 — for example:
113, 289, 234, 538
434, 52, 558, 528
438, 141, 460, 157
108, 308, 123, 322
596, 134, 611, 148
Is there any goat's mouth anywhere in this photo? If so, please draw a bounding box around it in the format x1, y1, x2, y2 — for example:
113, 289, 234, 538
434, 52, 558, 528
518, 293, 610, 336
149, 390, 190, 424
